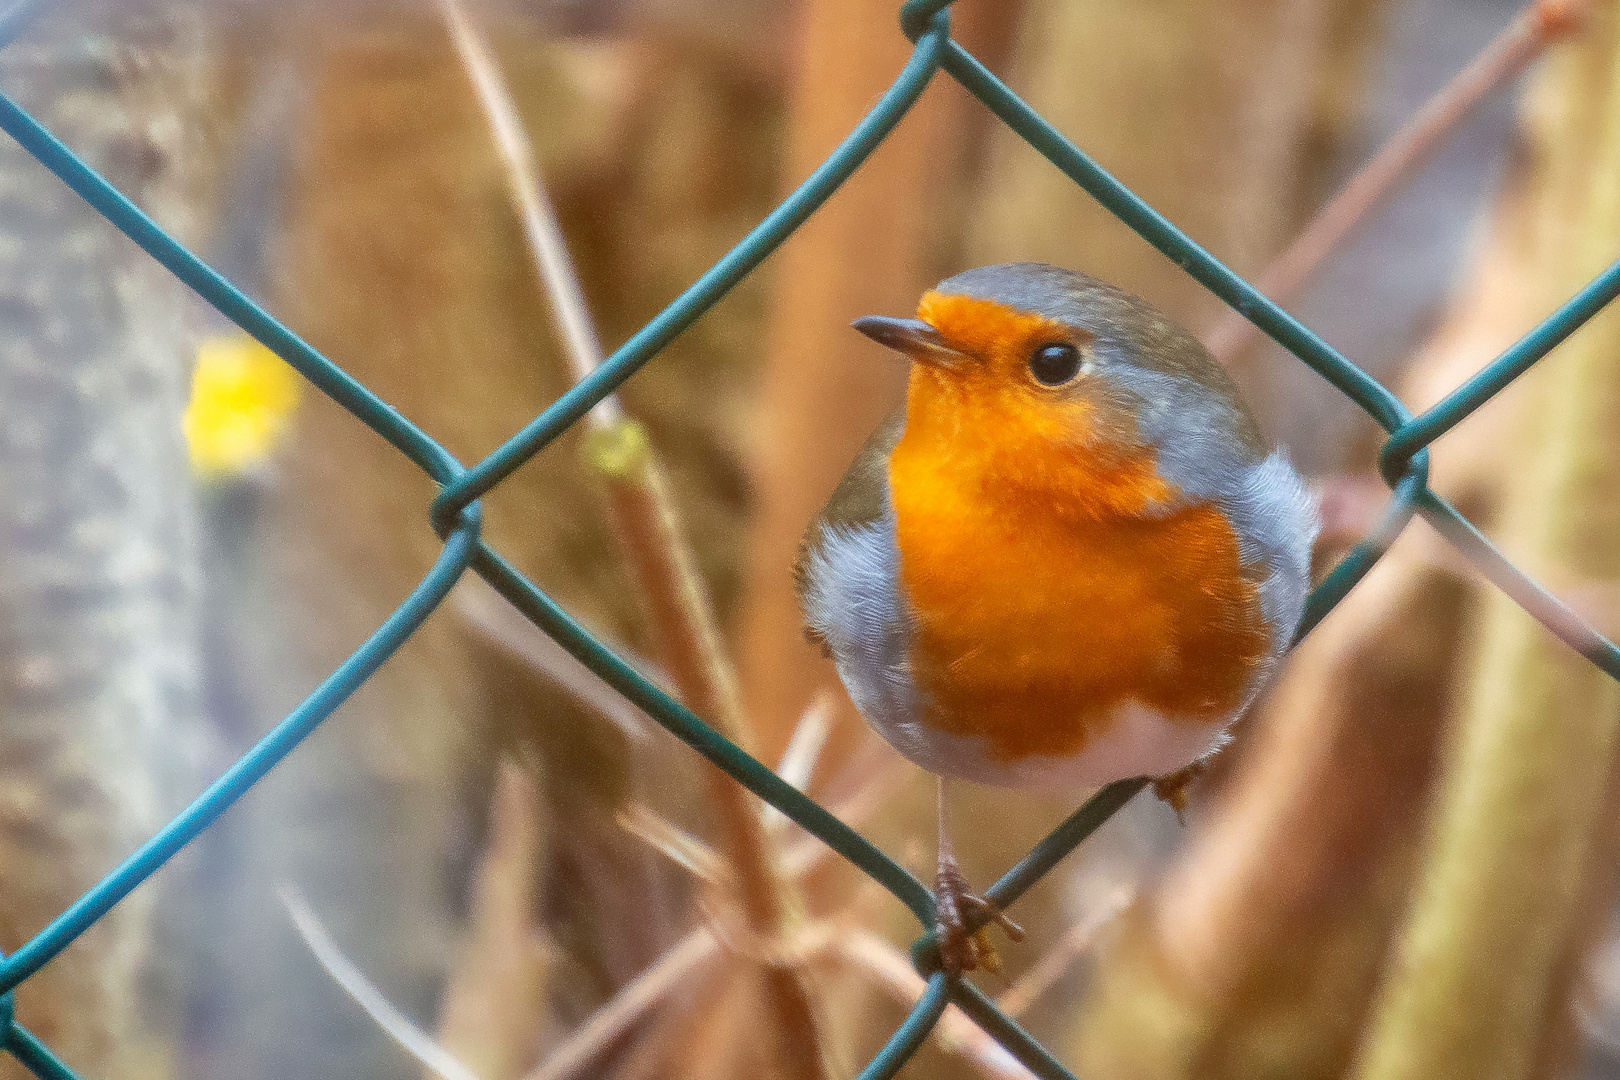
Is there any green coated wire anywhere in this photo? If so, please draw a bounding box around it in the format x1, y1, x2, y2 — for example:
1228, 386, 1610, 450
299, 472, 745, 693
0, 515, 481, 997
984, 779, 1149, 912
934, 39, 1413, 434
472, 544, 939, 924
1416, 489, 1620, 676
953, 981, 1082, 1080
429, 7, 952, 531
0, 0, 1618, 1076
1380, 254, 1620, 472
911, 777, 1149, 974
5, 1026, 79, 1080
0, 92, 463, 485
1297, 470, 1426, 640
854, 975, 951, 1080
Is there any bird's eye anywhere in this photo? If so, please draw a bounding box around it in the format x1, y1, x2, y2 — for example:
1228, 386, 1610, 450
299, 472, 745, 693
1029, 342, 1084, 385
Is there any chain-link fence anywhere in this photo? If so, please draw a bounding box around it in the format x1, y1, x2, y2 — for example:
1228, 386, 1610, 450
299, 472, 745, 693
0, 1, 1617, 1078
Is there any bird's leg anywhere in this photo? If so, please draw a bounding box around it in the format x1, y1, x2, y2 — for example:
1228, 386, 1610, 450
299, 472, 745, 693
934, 775, 978, 973
933, 776, 1024, 975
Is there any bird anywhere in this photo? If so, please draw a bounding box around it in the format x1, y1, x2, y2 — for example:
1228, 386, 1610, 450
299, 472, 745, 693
793, 262, 1319, 973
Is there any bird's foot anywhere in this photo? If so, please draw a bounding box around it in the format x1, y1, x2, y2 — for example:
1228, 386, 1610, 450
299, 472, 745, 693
1152, 759, 1209, 824
934, 860, 1025, 975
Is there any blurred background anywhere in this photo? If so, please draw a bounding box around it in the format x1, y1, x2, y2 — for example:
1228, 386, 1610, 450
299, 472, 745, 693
0, 0, 1617, 1078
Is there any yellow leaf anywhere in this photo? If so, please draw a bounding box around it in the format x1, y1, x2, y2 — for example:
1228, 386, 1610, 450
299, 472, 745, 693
183, 334, 302, 479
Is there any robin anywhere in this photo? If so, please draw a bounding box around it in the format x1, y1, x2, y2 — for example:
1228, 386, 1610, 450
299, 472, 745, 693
794, 262, 1319, 972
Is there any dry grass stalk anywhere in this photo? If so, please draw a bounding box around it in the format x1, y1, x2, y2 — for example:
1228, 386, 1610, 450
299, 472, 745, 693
615, 712, 1129, 1079
1351, 8, 1620, 1076
293, 882, 719, 1080
452, 574, 684, 1001
449, 599, 915, 1076
433, 758, 553, 1080
522, 930, 723, 1080
994, 885, 1134, 1020
251, 14, 656, 1074
282, 887, 484, 1080
301, 690, 1130, 1080
1202, 0, 1589, 365
438, 4, 825, 1075
763, 690, 834, 834
618, 804, 731, 886
780, 755, 912, 878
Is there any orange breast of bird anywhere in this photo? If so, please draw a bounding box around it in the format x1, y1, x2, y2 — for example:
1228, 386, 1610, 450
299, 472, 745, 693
888, 297, 1269, 765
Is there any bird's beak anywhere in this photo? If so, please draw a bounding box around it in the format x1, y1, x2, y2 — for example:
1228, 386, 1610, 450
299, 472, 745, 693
851, 315, 968, 369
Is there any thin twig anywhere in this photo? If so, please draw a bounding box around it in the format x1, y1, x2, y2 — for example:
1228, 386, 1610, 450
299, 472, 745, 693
994, 885, 1134, 1019
775, 690, 835, 794
280, 886, 486, 1080
440, 7, 824, 1077
1418, 503, 1618, 664
829, 930, 1037, 1080
618, 804, 729, 886
436, 0, 617, 422
1203, 0, 1587, 364
764, 690, 835, 833
521, 929, 722, 1080
783, 755, 912, 877
454, 577, 658, 740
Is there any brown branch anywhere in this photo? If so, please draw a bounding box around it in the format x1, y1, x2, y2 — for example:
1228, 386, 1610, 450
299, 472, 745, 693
1203, 0, 1587, 365
438, 5, 824, 1076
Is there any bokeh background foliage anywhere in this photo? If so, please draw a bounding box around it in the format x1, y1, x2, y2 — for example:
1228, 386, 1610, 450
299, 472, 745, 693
0, 0, 1618, 1079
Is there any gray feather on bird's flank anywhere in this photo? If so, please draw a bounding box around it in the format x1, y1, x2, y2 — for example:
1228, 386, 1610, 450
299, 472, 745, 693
1106, 363, 1320, 655
799, 510, 919, 736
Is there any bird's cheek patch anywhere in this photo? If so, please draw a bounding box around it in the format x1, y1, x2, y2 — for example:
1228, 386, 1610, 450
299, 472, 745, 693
1011, 390, 1095, 448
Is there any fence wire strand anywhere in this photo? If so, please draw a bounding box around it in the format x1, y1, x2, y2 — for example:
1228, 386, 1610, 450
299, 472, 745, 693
0, 1, 1615, 1077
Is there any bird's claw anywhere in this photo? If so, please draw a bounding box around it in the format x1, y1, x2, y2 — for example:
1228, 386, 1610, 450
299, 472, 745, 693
934, 862, 1024, 975
1152, 759, 1209, 825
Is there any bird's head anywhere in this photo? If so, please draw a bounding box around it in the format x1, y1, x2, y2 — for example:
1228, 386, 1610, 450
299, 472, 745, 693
855, 262, 1263, 512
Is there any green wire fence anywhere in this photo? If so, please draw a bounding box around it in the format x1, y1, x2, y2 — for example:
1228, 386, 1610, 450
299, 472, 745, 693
0, 1, 1618, 1078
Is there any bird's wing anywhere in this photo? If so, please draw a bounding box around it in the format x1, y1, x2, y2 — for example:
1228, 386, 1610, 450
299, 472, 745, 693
792, 406, 906, 635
